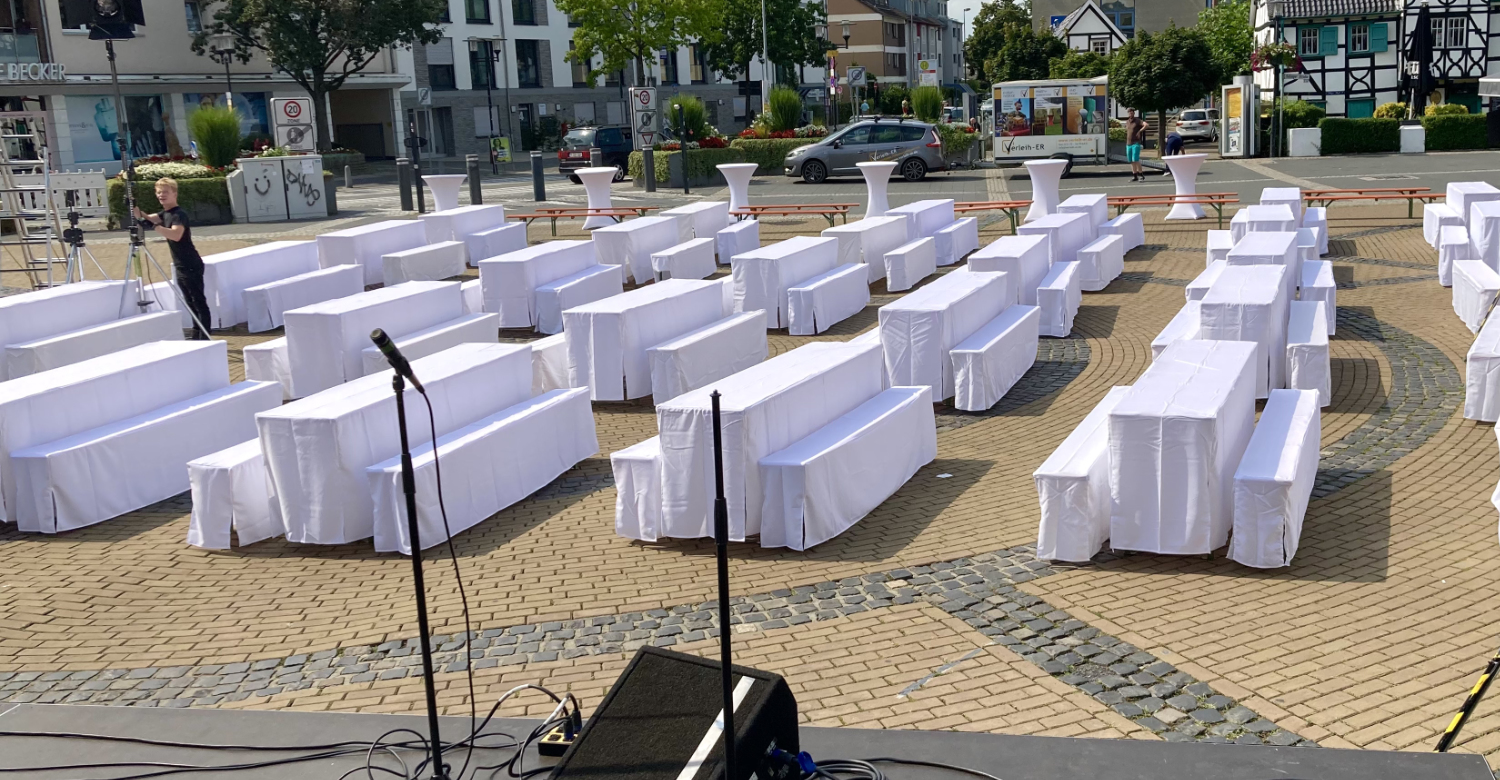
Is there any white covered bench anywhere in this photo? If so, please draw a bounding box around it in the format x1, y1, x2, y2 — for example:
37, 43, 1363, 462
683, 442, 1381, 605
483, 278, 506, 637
367, 387, 598, 554
243, 264, 363, 333
1287, 301, 1330, 408
1425, 202, 1463, 248
465, 222, 528, 265
531, 333, 569, 396
382, 240, 468, 284
1299, 259, 1336, 335
534, 264, 624, 335
479, 239, 596, 328
787, 263, 870, 336
462, 279, 483, 314
1207, 230, 1233, 265
1037, 261, 1080, 338
1077, 233, 1124, 292
1034, 386, 1131, 562
1151, 301, 1200, 360
1441, 225, 1473, 287
1302, 206, 1328, 256
758, 386, 936, 550
13, 381, 282, 533
969, 234, 1048, 305
1466, 309, 1500, 421
4, 311, 181, 380
933, 217, 979, 266
1101, 212, 1143, 254
186, 439, 279, 549
652, 237, 717, 281
359, 313, 498, 376
243, 337, 292, 400
421, 204, 507, 247
717, 218, 759, 265
613, 436, 663, 542
884, 237, 937, 292
951, 305, 1040, 412
647, 310, 768, 402
1187, 260, 1227, 302
1453, 259, 1500, 333
1229, 388, 1321, 569
1295, 228, 1318, 265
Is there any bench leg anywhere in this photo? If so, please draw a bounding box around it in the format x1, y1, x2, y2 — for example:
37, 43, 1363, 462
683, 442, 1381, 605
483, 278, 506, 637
550, 218, 558, 237
1408, 199, 1414, 220
1214, 203, 1224, 229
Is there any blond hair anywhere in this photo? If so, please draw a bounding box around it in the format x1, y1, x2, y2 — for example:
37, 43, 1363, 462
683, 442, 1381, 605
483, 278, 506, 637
154, 177, 179, 194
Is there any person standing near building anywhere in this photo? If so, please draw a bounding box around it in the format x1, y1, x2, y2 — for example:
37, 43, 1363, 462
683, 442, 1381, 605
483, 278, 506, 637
1125, 108, 1147, 181
134, 177, 211, 340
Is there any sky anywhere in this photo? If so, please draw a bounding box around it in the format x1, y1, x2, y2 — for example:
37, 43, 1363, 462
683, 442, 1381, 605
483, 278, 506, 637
949, 0, 984, 43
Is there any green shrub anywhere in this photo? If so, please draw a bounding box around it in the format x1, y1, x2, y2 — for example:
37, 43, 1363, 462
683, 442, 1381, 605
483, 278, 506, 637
934, 123, 978, 159
729, 138, 816, 172
187, 106, 242, 168
666, 95, 711, 142
877, 84, 909, 116
1280, 99, 1325, 129
1423, 114, 1488, 150
131, 162, 224, 181
768, 87, 803, 132
107, 177, 231, 228
911, 86, 944, 122
1426, 102, 1468, 117
627, 147, 745, 183
1373, 101, 1406, 119
1317, 117, 1400, 154
322, 150, 366, 172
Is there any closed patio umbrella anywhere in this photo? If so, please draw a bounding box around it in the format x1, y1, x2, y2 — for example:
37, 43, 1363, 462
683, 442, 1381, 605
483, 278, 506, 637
1405, 0, 1437, 117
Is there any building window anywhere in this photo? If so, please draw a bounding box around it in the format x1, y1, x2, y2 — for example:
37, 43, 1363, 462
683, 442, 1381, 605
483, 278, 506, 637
184, 1, 203, 33
1447, 16, 1465, 48
1349, 23, 1368, 53
513, 0, 535, 25
661, 51, 679, 85
427, 38, 457, 91
466, 0, 490, 23
570, 42, 589, 87
690, 45, 706, 83
516, 39, 541, 87
1090, 38, 1108, 54
470, 40, 495, 89
437, 0, 450, 23
1298, 26, 1320, 56
1117, 11, 1132, 28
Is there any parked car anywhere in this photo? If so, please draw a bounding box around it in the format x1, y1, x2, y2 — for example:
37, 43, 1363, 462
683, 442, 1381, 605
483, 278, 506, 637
783, 119, 946, 183
559, 126, 633, 182
1175, 109, 1219, 143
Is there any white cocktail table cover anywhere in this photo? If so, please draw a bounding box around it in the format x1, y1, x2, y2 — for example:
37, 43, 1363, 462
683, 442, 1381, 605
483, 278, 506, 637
4, 311, 181, 380
1109, 339, 1257, 554
478, 240, 596, 328
878, 269, 1012, 400
382, 240, 468, 285
419, 203, 506, 244
1469, 200, 1500, 273
1023, 159, 1068, 222
1199, 264, 1289, 397
1259, 187, 1303, 222
969, 234, 1049, 305
1163, 153, 1208, 220
647, 310, 768, 403
574, 167, 618, 229
856, 161, 898, 217
563, 279, 724, 400
1466, 306, 1500, 421
661, 201, 732, 242
1057, 193, 1108, 228
203, 241, 320, 329
822, 216, 908, 283
1035, 385, 1131, 562
1228, 388, 1321, 569
316, 220, 429, 285
886, 199, 956, 241
717, 164, 759, 212
243, 264, 364, 333
1453, 260, 1500, 333
421, 174, 468, 211
1018, 212, 1092, 265
1448, 181, 1500, 226
730, 236, 840, 328
593, 216, 683, 284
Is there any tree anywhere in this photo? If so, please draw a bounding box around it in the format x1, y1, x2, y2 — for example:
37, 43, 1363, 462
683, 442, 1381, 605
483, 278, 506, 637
557, 0, 721, 87
1109, 26, 1222, 155
1049, 49, 1111, 79
964, 0, 1031, 92
1197, 0, 1253, 80
988, 23, 1065, 83
193, 0, 444, 153
698, 0, 824, 96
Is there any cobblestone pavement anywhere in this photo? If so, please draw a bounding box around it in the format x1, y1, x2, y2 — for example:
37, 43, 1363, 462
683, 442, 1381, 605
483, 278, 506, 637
1, 205, 1498, 767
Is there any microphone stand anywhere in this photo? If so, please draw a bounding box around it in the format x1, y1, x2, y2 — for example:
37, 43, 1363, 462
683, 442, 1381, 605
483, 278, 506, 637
392, 371, 448, 780
711, 390, 736, 776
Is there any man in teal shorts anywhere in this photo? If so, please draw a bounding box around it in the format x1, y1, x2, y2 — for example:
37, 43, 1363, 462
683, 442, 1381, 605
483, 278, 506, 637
1125, 108, 1146, 181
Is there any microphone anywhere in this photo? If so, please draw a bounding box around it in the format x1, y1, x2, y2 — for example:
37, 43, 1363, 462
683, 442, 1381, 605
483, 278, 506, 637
370, 328, 424, 392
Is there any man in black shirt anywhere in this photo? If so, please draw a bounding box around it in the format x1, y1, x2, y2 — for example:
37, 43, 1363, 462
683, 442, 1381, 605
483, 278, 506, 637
134, 177, 211, 340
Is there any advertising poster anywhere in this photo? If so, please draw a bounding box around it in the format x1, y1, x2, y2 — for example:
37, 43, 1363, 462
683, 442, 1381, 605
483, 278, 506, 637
1032, 87, 1064, 136
185, 92, 270, 137
999, 87, 1031, 137
1066, 95, 1085, 133
65, 95, 119, 163
1224, 86, 1243, 155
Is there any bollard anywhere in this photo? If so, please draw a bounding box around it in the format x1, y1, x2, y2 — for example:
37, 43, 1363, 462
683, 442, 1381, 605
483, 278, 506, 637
466, 154, 482, 205
396, 157, 413, 212
531, 151, 546, 201
344, 165, 352, 189
589, 146, 603, 172
642, 148, 656, 192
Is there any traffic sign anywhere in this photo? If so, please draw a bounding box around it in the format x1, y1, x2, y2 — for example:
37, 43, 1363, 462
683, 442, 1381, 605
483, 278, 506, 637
847, 66, 866, 87
271, 97, 315, 152
630, 87, 658, 150
417, 87, 432, 106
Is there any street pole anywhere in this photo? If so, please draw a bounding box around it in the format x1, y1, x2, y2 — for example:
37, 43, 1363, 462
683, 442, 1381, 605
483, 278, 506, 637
760, 0, 771, 113
484, 52, 497, 174
222, 58, 233, 109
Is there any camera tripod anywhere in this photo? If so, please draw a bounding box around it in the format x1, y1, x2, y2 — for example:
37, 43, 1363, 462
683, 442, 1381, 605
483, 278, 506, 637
60, 208, 108, 284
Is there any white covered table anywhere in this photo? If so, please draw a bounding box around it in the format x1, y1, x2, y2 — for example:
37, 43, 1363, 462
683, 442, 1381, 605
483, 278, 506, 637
574, 167, 619, 229
243, 264, 364, 333
1259, 187, 1303, 222
4, 311, 182, 380
593, 216, 682, 284
382, 240, 468, 284
1186, 260, 1227, 302
316, 219, 429, 285
1466, 306, 1500, 421
730, 236, 839, 328
661, 201, 732, 242
1448, 181, 1500, 226
478, 240, 596, 328
1225, 230, 1299, 303
284, 281, 463, 398
856, 161, 898, 217
1200, 264, 1289, 398
886, 199, 956, 241
259, 342, 533, 545
1425, 203, 1463, 248
1034, 385, 1131, 562
656, 340, 883, 540
718, 163, 759, 212
1019, 212, 1091, 265
1023, 159, 1068, 222
878, 269, 1011, 400
1468, 200, 1500, 273
1151, 301, 1200, 360
562, 279, 724, 400
419, 203, 505, 244
969, 234, 1049, 305
421, 174, 468, 211
1163, 153, 1208, 220
1228, 388, 1320, 569
1453, 260, 1500, 333
203, 241, 320, 329
1057, 193, 1108, 228
1109, 339, 1257, 554
821, 216, 907, 283
1207, 230, 1233, 265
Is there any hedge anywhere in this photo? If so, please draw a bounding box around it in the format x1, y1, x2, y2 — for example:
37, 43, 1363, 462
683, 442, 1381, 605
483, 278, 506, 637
729, 138, 816, 173
1422, 114, 1488, 151
107, 177, 232, 228
628, 147, 746, 183
1317, 117, 1400, 154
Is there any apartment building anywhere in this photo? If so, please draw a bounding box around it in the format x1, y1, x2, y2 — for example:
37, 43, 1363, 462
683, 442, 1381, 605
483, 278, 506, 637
814, 0, 962, 87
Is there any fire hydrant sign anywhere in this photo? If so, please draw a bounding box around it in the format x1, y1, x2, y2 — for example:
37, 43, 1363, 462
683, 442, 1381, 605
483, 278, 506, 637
630, 87, 657, 150
272, 97, 316, 152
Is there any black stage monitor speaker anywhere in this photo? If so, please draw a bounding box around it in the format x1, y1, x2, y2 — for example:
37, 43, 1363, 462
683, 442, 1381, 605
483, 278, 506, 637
551, 647, 800, 780
89, 0, 145, 39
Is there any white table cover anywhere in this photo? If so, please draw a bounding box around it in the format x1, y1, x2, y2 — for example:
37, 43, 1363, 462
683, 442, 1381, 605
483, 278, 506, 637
360, 313, 498, 376
652, 238, 717, 281
421, 174, 467, 212
535, 264, 625, 335
419, 204, 506, 244
368, 387, 597, 554
0, 280, 140, 380
1058, 194, 1108, 228
1229, 388, 1320, 569
382, 240, 468, 284
1226, 230, 1299, 304
242, 264, 363, 334
1101, 213, 1144, 254
1245, 204, 1297, 235
1151, 301, 1200, 361
787, 264, 870, 336
4, 311, 181, 380
593, 216, 683, 284
285, 281, 463, 398
465, 222, 528, 265
1441, 225, 1473, 286
885, 238, 937, 292
717, 218, 760, 265
13, 380, 280, 533
613, 436, 662, 542
259, 342, 533, 545
1200, 264, 1289, 398
316, 220, 429, 285
462, 279, 482, 314
718, 163, 758, 212
1207, 230, 1233, 265
970, 234, 1049, 305
934, 218, 979, 265
1425, 203, 1463, 248
886, 199, 956, 241
1287, 300, 1330, 407
1037, 261, 1081, 338
1448, 181, 1500, 226
1034, 386, 1131, 562
202, 241, 321, 329
1469, 200, 1500, 273
1259, 187, 1304, 222
563, 279, 724, 400
531, 334, 569, 396
951, 305, 1040, 412
575, 168, 619, 229
0, 339, 227, 523
759, 386, 936, 550
187, 438, 278, 550
1299, 259, 1337, 336
1019, 212, 1092, 266
656, 340, 883, 540
1186, 260, 1227, 302
243, 338, 290, 400
1109, 339, 1257, 554
1023, 159, 1068, 221
1453, 260, 1500, 333
822, 216, 908, 283
661, 201, 732, 243
1295, 228, 1318, 266
478, 240, 596, 328
879, 269, 1011, 400
648, 310, 768, 403
731, 236, 839, 328
145, 280, 191, 328
1466, 307, 1500, 421
857, 161, 898, 217
1076, 234, 1124, 292
1163, 153, 1208, 220
1229, 209, 1251, 243
1301, 207, 1328, 256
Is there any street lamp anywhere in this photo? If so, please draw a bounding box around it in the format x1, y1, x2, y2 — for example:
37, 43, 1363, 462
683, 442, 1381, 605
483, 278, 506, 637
1267, 0, 1286, 157
468, 37, 509, 174
209, 32, 235, 109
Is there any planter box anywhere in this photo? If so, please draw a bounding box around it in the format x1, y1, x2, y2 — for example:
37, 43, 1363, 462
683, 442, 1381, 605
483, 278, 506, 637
1289, 128, 1321, 157
1400, 125, 1425, 154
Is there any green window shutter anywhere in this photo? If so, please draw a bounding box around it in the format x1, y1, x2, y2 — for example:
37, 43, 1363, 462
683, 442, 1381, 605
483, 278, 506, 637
1320, 26, 1339, 56
1370, 22, 1388, 52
